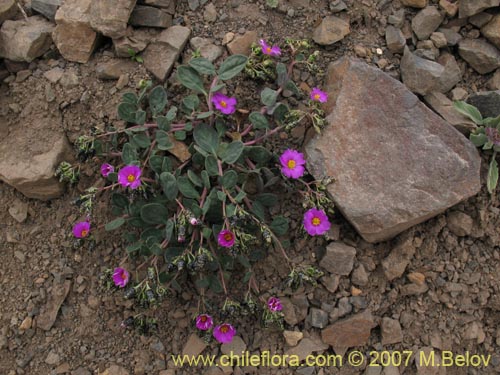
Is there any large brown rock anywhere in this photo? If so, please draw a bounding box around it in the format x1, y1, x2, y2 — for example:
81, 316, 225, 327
305, 58, 481, 243
312, 16, 350, 46
52, 0, 97, 63
459, 0, 500, 18
0, 16, 54, 62
481, 14, 500, 50
89, 0, 136, 39
458, 38, 500, 75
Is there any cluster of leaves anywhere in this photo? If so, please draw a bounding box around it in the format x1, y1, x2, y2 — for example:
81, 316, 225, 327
454, 101, 500, 193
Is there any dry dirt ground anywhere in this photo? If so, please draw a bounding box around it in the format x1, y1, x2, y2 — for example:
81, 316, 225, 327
1, 0, 500, 374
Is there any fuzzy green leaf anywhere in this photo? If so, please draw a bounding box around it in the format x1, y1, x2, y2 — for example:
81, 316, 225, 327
178, 176, 201, 199
160, 172, 178, 201
149, 86, 168, 115
122, 143, 138, 164
488, 156, 498, 194
135, 110, 146, 125
176, 66, 206, 94
118, 102, 137, 123
132, 133, 151, 148
249, 112, 269, 129
261, 88, 278, 107
105, 217, 125, 231
189, 57, 216, 75
201, 170, 211, 188
188, 170, 203, 187
276, 62, 288, 86
205, 155, 219, 176
270, 216, 289, 236
165, 218, 175, 242
219, 141, 244, 164
453, 101, 483, 125
218, 54, 248, 80
470, 132, 488, 147
194, 123, 219, 154
156, 130, 173, 150
140, 203, 169, 224
112, 193, 129, 209
221, 170, 238, 189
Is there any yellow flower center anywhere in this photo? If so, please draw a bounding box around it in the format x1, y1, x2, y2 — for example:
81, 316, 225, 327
314, 93, 321, 101
220, 325, 229, 333
287, 160, 296, 169
121, 272, 127, 280
224, 233, 233, 241
220, 100, 227, 108
266, 47, 271, 53
200, 316, 207, 322
81, 229, 88, 237
127, 174, 135, 182
312, 217, 321, 226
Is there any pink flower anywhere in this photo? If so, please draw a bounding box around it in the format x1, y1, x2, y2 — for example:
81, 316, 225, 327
486, 127, 500, 145
259, 39, 281, 57
118, 165, 142, 189
303, 208, 331, 236
218, 229, 235, 248
212, 92, 237, 115
310, 87, 328, 103
112, 267, 130, 288
267, 297, 282, 312
100, 163, 114, 177
280, 149, 306, 179
213, 323, 236, 344
73, 221, 90, 238
196, 314, 214, 331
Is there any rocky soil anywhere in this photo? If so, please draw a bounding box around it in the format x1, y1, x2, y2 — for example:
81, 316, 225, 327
1, 0, 500, 374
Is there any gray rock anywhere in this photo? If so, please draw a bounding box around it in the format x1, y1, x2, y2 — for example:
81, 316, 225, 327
388, 9, 405, 28
459, 0, 500, 18
319, 242, 356, 276
481, 14, 500, 49
305, 57, 481, 242
182, 334, 207, 357
447, 211, 473, 236
437, 28, 462, 46
351, 264, 369, 286
309, 308, 329, 329
203, 3, 217, 22
459, 38, 500, 74
313, 16, 350, 46
382, 236, 415, 281
130, 5, 172, 28
8, 199, 28, 223
430, 32, 447, 48
470, 12, 493, 28
467, 90, 500, 118
45, 351, 60, 366
144, 0, 176, 14
32, 0, 62, 21
386, 25, 405, 53
96, 59, 136, 80
401, 0, 427, 8
113, 29, 150, 58
227, 30, 257, 56
221, 336, 246, 355
337, 297, 352, 318
0, 0, 18, 24
190, 37, 223, 62
187, 0, 199, 11
282, 294, 309, 326
381, 317, 403, 345
411, 6, 444, 40
89, 0, 136, 39
329, 0, 347, 13
284, 338, 328, 362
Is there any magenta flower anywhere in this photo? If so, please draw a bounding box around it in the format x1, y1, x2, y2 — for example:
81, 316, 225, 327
73, 221, 90, 238
303, 208, 331, 236
310, 87, 328, 103
259, 39, 281, 57
112, 267, 130, 288
267, 297, 283, 312
118, 165, 142, 189
212, 92, 237, 115
100, 163, 114, 177
485, 127, 500, 145
196, 314, 214, 331
218, 229, 236, 248
280, 149, 306, 179
213, 323, 236, 344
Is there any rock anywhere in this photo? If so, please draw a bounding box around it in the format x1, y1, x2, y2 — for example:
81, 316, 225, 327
0, 0, 18, 24
320, 274, 339, 293
329, 0, 347, 13
45, 351, 60, 366
436, 53, 462, 93
482, 15, 500, 51
416, 347, 445, 374
459, 0, 500, 18
190, 37, 223, 62
129, 5, 172, 28
438, 0, 457, 17
351, 264, 369, 286
488, 69, 500, 90
385, 26, 405, 54
381, 318, 403, 345
467, 90, 500, 118
305, 58, 480, 242
89, 0, 136, 39
44, 67, 64, 83
0, 16, 54, 62
182, 333, 207, 357
187, 0, 200, 11
227, 30, 257, 56
96, 59, 136, 80
462, 321, 486, 344
470, 12, 493, 28
8, 199, 28, 223
382, 237, 415, 281
113, 29, 150, 58
37, 280, 71, 330
309, 308, 329, 329
437, 27, 462, 46
143, 25, 190, 81
312, 16, 350, 46
446, 211, 473, 236
321, 310, 376, 355
101, 365, 129, 375
388, 9, 405, 28
144, 0, 176, 14
319, 242, 356, 275
221, 336, 246, 355
408, 272, 426, 285
284, 338, 328, 362
423, 92, 476, 134
430, 32, 447, 48
59, 71, 79, 89
401, 0, 427, 8
52, 0, 97, 63
116, 74, 129, 89
203, 3, 217, 22
401, 282, 429, 296
411, 6, 444, 40
281, 294, 309, 326
463, 57, 490, 84
168, 134, 191, 162
283, 330, 303, 346
32, 0, 62, 21
19, 316, 32, 330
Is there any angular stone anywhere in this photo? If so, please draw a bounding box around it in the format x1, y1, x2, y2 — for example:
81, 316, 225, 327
8, 199, 28, 223
221, 336, 246, 355
52, 0, 97, 63
113, 28, 151, 58
459, 0, 500, 18
430, 32, 447, 48
89, 0, 136, 39
319, 242, 356, 276
144, 0, 176, 14
0, 16, 54, 62
182, 333, 207, 357
32, 0, 62, 21
283, 330, 303, 346
470, 12, 493, 28
385, 25, 405, 54
351, 264, 369, 286
416, 347, 445, 374
481, 15, 500, 50
281, 294, 309, 326
309, 308, 329, 329
143, 25, 190, 81
305, 58, 481, 243
130, 5, 172, 28
437, 27, 462, 46
37, 280, 71, 330
459, 38, 500, 74
411, 6, 444, 40
101, 365, 129, 375
227, 30, 257, 56
190, 37, 223, 62
382, 236, 416, 281
381, 318, 403, 345
439, 0, 457, 17
467, 90, 500, 118
0, 0, 18, 24
312, 16, 350, 46
321, 310, 376, 355
284, 338, 328, 362
203, 2, 217, 22
43, 66, 64, 83
401, 0, 427, 8
96, 59, 136, 80
446, 211, 473, 236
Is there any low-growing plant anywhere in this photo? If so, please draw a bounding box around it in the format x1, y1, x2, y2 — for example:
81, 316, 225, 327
454, 101, 500, 194
71, 39, 335, 342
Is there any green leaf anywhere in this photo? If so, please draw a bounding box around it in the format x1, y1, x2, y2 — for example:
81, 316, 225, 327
488, 156, 498, 194
122, 143, 138, 164
205, 155, 219, 176
156, 116, 171, 132
261, 87, 278, 107
251, 201, 266, 221
273, 103, 289, 122
149, 86, 168, 115
196, 111, 214, 119
176, 66, 206, 94
284, 80, 301, 96
247, 146, 272, 164
237, 254, 251, 268
195, 277, 210, 289
118, 102, 137, 123
218, 54, 248, 80
122, 92, 138, 105
270, 216, 289, 236
150, 155, 163, 174
189, 57, 216, 75
221, 170, 238, 189
112, 193, 129, 209
140, 203, 169, 224
201, 170, 211, 188
255, 193, 278, 207
165, 218, 175, 242
132, 133, 151, 148
156, 130, 173, 150
482, 116, 500, 128
188, 170, 203, 187
453, 101, 483, 124
266, 0, 278, 8
249, 112, 269, 129
194, 123, 219, 154
208, 275, 223, 293
126, 242, 142, 254
219, 141, 244, 164
166, 106, 177, 121
105, 217, 125, 231
135, 110, 146, 125
182, 94, 200, 112
470, 132, 488, 147
217, 191, 227, 202
276, 62, 288, 86
160, 172, 178, 201
210, 83, 226, 92
174, 130, 186, 140
177, 176, 200, 199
